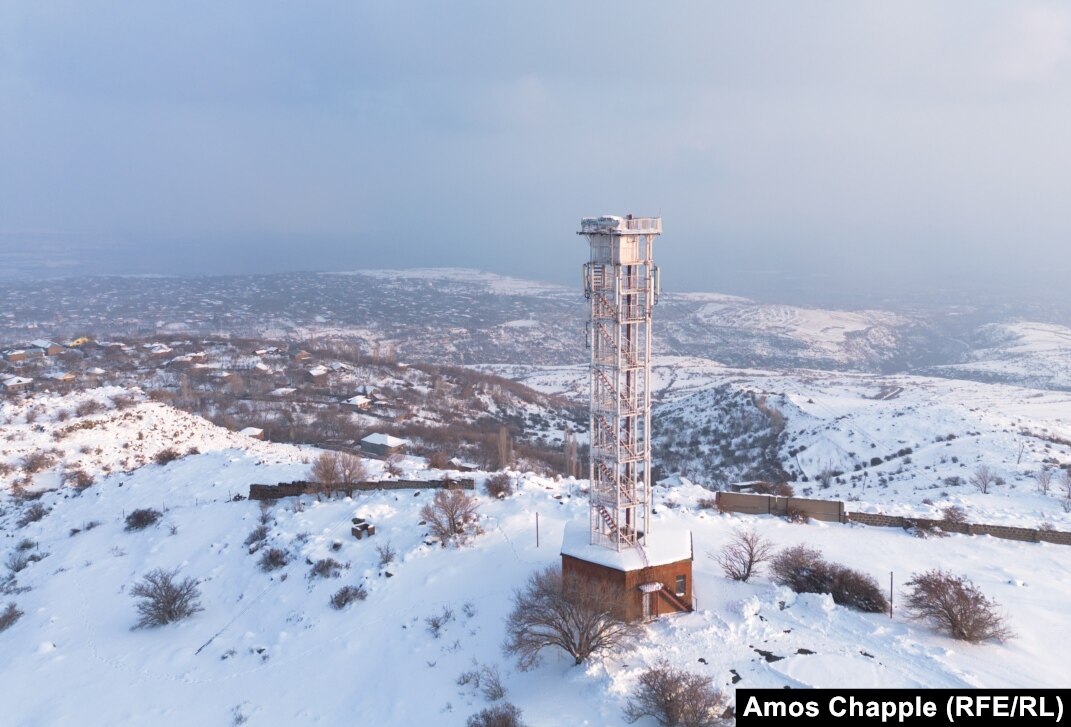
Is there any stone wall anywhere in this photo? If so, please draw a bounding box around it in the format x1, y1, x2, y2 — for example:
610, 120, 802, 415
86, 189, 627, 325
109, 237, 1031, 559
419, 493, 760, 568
248, 478, 475, 501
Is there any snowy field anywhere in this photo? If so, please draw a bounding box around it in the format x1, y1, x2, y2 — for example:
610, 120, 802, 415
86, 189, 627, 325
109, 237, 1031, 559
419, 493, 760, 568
2, 388, 1069, 725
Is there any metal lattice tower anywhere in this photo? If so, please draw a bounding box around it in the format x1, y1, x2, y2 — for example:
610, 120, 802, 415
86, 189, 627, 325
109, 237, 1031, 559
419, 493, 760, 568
579, 215, 661, 551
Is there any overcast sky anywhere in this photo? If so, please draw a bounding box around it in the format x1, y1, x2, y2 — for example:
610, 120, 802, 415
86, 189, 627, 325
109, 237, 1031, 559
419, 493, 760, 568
1, 2, 1069, 300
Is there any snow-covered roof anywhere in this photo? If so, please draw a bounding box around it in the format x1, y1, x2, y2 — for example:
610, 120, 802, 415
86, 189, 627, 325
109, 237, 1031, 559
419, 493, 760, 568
344, 395, 371, 407
361, 433, 407, 448
86, 367, 106, 375
307, 365, 329, 377
239, 427, 264, 437
2, 376, 33, 386
270, 387, 296, 396
30, 339, 57, 349
560, 520, 691, 572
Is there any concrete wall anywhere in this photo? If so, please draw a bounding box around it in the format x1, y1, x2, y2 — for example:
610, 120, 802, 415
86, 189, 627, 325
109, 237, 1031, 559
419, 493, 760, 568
714, 491, 845, 523
717, 491, 1071, 547
249, 478, 474, 501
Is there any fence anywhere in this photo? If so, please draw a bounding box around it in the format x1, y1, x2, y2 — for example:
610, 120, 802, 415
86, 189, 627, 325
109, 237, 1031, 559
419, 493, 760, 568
714, 491, 1071, 546
249, 478, 475, 501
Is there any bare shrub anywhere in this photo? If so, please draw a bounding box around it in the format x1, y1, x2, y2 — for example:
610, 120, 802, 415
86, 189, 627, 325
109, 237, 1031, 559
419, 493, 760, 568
623, 660, 731, 727
903, 569, 1012, 643
503, 564, 638, 669
467, 703, 527, 727
911, 519, 947, 539
970, 464, 994, 494
376, 541, 397, 568
330, 584, 367, 609
427, 450, 450, 469
74, 400, 105, 417
258, 547, 289, 572
17, 502, 50, 528
457, 662, 507, 701
337, 452, 367, 485
751, 481, 794, 497
696, 497, 718, 510
770, 545, 887, 613
0, 602, 23, 632
244, 524, 269, 551
484, 473, 513, 499
1035, 468, 1053, 495
941, 505, 968, 526
20, 451, 56, 474
385, 453, 404, 477
420, 488, 480, 547
784, 506, 809, 524
426, 606, 455, 638
130, 567, 203, 628
63, 467, 95, 489
154, 448, 181, 466
125, 508, 162, 531
712, 527, 774, 582
7, 550, 45, 573
111, 394, 136, 410
309, 558, 346, 579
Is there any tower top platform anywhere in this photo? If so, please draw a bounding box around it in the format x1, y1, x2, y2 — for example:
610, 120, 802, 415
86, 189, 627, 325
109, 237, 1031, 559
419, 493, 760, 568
579, 215, 661, 235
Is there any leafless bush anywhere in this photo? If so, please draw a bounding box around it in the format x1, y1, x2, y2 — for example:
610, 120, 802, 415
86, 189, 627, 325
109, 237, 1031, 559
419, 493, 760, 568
941, 505, 968, 525
1035, 468, 1053, 494
74, 400, 105, 417
310, 451, 341, 485
20, 451, 56, 474
426, 606, 455, 638
457, 662, 507, 701
244, 524, 269, 551
903, 569, 1012, 643
154, 448, 181, 466
330, 584, 367, 609
420, 488, 480, 547
466, 703, 527, 727
6, 550, 45, 573
911, 519, 947, 539
770, 545, 887, 613
784, 506, 809, 524
258, 547, 289, 572
427, 450, 451, 469
125, 508, 162, 531
63, 467, 95, 489
376, 541, 397, 568
16, 502, 50, 528
751, 481, 794, 497
623, 660, 731, 727
111, 394, 136, 410
309, 558, 346, 579
970, 464, 994, 494
385, 453, 404, 477
130, 568, 203, 628
696, 497, 718, 510
503, 564, 638, 669
484, 472, 513, 499
712, 527, 774, 582
0, 602, 23, 632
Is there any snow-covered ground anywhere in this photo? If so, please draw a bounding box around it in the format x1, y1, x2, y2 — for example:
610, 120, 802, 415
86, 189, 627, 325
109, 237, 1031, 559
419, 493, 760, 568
2, 389, 1069, 725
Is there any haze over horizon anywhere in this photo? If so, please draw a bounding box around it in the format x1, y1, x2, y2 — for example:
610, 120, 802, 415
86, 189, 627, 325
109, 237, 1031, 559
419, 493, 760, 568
2, 2, 1069, 305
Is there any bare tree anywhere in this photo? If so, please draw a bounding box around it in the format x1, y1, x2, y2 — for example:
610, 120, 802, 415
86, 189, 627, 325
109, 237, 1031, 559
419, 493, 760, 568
496, 426, 513, 470
310, 451, 341, 485
903, 569, 1012, 643
385, 453, 404, 477
337, 452, 367, 485
1035, 468, 1053, 495
130, 568, 203, 628
420, 488, 480, 547
623, 660, 730, 727
970, 464, 994, 494
503, 564, 638, 670
711, 527, 774, 582
467, 703, 527, 727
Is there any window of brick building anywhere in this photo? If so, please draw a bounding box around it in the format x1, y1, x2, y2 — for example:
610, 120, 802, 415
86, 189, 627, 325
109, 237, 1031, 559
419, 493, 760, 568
675, 575, 686, 597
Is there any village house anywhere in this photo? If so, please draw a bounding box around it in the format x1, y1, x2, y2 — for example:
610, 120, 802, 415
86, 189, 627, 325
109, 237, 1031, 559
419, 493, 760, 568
360, 432, 408, 457
2, 375, 33, 394
305, 365, 329, 383
342, 394, 372, 411
30, 339, 64, 356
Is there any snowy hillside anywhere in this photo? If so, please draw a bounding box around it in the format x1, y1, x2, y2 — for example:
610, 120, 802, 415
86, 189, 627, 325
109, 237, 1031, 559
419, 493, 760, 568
926, 321, 1071, 391
490, 358, 1071, 531
2, 389, 1068, 726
